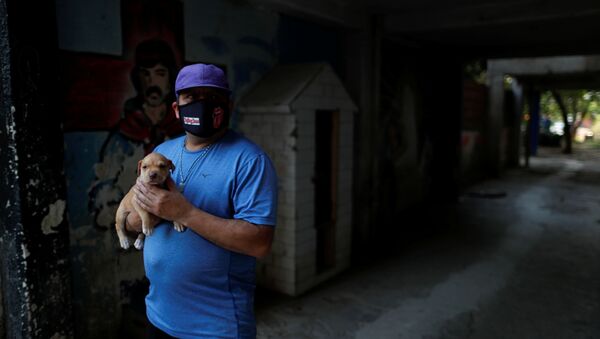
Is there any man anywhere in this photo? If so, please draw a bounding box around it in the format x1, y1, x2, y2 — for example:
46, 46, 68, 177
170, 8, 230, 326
129, 63, 277, 338
89, 39, 182, 230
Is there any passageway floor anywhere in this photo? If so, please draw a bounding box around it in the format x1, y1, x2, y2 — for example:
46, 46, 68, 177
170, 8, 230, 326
256, 146, 600, 339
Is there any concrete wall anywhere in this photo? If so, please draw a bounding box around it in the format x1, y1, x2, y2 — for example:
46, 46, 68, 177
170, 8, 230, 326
460, 80, 487, 186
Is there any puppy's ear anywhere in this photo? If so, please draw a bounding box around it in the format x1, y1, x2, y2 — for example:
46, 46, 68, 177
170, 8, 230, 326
137, 160, 143, 177
168, 160, 175, 171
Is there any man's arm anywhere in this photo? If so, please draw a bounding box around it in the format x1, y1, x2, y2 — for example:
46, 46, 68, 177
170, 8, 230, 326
132, 178, 274, 258
176, 208, 274, 258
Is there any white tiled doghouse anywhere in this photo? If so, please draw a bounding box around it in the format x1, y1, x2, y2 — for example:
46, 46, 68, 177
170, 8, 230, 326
238, 63, 356, 296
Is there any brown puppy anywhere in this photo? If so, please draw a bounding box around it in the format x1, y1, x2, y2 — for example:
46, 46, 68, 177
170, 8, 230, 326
115, 152, 183, 250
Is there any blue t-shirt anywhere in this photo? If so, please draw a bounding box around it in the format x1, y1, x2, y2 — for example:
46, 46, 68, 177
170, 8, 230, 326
144, 130, 277, 338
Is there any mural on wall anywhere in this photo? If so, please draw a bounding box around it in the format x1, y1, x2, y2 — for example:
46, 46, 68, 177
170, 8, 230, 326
89, 38, 183, 230
62, 0, 185, 230
59, 0, 186, 335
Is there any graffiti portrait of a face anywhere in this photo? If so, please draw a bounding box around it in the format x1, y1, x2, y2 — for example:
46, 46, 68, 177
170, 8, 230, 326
131, 38, 177, 110
139, 63, 171, 107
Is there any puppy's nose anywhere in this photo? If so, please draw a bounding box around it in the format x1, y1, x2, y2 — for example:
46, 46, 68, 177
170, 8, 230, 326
149, 172, 158, 180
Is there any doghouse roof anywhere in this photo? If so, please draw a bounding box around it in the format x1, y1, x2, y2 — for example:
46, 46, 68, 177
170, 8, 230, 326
237, 63, 357, 114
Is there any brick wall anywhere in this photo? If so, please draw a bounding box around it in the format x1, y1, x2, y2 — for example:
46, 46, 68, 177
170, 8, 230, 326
238, 113, 297, 294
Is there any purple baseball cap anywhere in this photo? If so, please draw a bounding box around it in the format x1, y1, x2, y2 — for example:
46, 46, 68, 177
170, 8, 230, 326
175, 63, 231, 95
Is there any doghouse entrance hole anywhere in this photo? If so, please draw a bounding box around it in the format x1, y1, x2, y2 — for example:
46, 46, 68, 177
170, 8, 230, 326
314, 110, 339, 273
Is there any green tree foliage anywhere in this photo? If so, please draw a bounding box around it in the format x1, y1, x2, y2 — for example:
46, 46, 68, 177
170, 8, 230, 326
464, 59, 487, 85
540, 89, 599, 153
541, 90, 600, 123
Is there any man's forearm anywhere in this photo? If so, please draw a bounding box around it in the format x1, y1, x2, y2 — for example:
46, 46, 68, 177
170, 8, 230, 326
178, 207, 274, 258
125, 206, 272, 258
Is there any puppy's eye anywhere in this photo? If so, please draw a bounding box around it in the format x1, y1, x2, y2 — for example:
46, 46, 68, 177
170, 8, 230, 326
159, 164, 166, 168
142, 165, 148, 169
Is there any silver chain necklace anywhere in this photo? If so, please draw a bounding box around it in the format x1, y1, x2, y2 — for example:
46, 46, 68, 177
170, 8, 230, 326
177, 137, 213, 192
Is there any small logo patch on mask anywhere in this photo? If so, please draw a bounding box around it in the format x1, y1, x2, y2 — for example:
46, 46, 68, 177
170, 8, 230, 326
183, 116, 200, 126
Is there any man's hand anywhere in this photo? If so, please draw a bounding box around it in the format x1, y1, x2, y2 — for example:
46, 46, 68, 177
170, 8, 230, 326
133, 177, 194, 222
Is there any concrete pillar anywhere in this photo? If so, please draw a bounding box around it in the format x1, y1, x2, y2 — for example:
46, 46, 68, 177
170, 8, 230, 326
528, 90, 541, 156
0, 0, 73, 337
345, 15, 382, 260
507, 80, 524, 167
487, 73, 505, 175
421, 57, 462, 204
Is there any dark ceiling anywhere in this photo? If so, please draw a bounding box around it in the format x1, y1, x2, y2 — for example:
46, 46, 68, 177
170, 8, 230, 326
251, 0, 600, 58
385, 5, 600, 58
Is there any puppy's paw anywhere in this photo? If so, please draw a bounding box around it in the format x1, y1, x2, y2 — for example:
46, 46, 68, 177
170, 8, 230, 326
134, 237, 144, 250
142, 226, 153, 236
174, 222, 185, 232
120, 238, 131, 250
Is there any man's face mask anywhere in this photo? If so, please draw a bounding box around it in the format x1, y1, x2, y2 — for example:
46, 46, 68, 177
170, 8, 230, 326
178, 100, 229, 138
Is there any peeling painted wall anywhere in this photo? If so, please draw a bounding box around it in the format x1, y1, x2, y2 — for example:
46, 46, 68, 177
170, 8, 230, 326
41, 200, 66, 235
0, 2, 13, 336
1, 0, 74, 336
64, 131, 145, 337
0, 272, 3, 339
